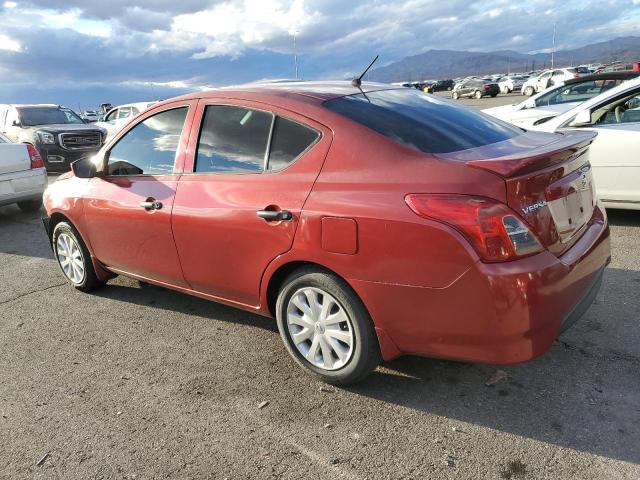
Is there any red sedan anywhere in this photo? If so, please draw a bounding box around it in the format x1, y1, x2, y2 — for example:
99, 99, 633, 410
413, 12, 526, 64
43, 82, 610, 384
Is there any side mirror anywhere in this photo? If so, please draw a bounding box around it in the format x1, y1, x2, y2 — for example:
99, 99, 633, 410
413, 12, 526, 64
12, 120, 21, 127
523, 99, 536, 109
71, 155, 103, 178
569, 109, 592, 127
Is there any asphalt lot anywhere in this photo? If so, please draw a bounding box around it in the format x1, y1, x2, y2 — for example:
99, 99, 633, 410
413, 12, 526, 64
1, 95, 639, 479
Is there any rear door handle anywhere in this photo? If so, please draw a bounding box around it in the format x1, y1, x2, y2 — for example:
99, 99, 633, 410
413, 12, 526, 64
140, 200, 163, 210
256, 210, 293, 221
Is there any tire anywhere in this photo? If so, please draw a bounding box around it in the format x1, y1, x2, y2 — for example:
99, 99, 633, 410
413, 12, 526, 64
452, 91, 459, 100
524, 86, 535, 96
275, 268, 381, 385
474, 90, 482, 99
501, 87, 509, 95
52, 221, 104, 292
491, 93, 498, 98
17, 199, 42, 213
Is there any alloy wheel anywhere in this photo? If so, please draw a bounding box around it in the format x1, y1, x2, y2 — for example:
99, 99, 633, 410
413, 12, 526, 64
286, 287, 355, 371
56, 232, 85, 284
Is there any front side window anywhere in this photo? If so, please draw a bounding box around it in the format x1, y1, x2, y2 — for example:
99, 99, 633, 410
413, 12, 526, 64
324, 89, 522, 154
195, 106, 273, 173
592, 89, 640, 125
106, 107, 188, 176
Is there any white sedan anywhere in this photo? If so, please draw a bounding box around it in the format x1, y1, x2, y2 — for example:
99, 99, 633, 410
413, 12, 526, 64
483, 73, 635, 129
0, 133, 47, 212
531, 76, 640, 210
95, 101, 157, 140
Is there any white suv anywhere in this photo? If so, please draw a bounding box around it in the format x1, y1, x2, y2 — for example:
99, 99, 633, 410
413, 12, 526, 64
521, 67, 591, 96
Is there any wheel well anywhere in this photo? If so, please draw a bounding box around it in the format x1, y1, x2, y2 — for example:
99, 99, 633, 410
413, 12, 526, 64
265, 261, 342, 317
48, 212, 71, 240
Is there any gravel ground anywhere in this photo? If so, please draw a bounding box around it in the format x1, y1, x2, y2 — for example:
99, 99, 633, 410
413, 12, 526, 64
1, 105, 639, 479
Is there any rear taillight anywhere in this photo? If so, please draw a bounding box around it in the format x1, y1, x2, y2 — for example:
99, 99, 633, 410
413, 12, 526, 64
27, 144, 44, 169
405, 194, 543, 262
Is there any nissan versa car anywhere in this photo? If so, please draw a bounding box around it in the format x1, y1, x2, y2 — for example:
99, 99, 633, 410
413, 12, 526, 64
42, 82, 611, 385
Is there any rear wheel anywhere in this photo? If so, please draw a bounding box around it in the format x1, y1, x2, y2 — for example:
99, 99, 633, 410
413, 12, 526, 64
17, 199, 42, 213
474, 90, 482, 99
275, 268, 381, 385
52, 221, 104, 292
524, 86, 535, 96
501, 86, 510, 95
452, 91, 459, 100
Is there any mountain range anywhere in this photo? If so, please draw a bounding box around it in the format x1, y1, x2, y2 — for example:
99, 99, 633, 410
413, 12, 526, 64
368, 36, 640, 82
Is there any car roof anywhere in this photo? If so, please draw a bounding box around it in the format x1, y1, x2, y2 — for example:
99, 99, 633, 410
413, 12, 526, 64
169, 81, 402, 105
563, 71, 639, 84
2, 104, 60, 109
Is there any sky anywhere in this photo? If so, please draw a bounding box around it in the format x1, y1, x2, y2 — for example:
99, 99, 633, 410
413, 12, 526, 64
0, 0, 639, 108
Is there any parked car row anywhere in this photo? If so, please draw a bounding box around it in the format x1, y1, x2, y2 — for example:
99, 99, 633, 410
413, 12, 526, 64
483, 72, 640, 210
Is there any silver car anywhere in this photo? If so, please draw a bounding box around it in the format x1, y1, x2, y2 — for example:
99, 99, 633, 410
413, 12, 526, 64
0, 133, 47, 212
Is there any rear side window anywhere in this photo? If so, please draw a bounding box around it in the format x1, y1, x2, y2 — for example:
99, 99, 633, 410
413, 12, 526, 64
196, 106, 272, 173
107, 107, 188, 176
324, 89, 522, 154
195, 105, 320, 173
267, 117, 320, 171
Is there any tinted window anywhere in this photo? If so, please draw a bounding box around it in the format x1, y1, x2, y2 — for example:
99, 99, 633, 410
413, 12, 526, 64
195, 105, 273, 173
324, 89, 522, 154
267, 117, 320, 171
535, 79, 626, 107
18, 107, 84, 126
107, 107, 188, 176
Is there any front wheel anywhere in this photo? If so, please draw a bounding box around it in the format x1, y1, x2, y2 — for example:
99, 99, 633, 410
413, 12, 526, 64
501, 87, 509, 95
452, 91, 459, 100
52, 221, 105, 292
474, 90, 482, 99
524, 86, 535, 96
275, 268, 381, 385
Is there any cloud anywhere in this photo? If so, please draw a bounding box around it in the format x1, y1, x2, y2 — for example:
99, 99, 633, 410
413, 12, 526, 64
0, 0, 638, 106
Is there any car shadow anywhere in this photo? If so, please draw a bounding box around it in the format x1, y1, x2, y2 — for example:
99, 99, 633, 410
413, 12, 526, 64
607, 208, 640, 227
345, 266, 640, 465
92, 280, 278, 334
88, 267, 640, 465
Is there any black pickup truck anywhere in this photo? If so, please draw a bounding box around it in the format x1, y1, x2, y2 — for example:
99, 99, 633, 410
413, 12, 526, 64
0, 104, 106, 172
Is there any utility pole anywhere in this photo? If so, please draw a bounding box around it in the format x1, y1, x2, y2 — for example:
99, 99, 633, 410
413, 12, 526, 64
551, 22, 557, 69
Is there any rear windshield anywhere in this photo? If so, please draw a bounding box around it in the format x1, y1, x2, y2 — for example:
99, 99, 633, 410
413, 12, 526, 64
568, 67, 591, 74
18, 107, 84, 126
324, 89, 522, 154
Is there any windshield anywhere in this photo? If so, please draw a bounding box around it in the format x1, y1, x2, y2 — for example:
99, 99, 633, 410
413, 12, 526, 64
324, 89, 522, 154
534, 78, 628, 107
18, 107, 84, 126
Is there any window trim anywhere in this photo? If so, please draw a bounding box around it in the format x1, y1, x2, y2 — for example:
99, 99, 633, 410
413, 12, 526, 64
188, 104, 322, 176
102, 105, 191, 178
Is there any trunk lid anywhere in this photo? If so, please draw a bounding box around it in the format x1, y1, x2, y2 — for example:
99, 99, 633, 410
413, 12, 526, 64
438, 130, 598, 256
0, 143, 31, 175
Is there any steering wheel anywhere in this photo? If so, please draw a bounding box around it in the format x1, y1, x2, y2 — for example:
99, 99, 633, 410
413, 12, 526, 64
614, 105, 625, 123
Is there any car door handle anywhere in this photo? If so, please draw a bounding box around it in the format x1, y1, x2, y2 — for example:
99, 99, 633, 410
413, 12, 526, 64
256, 210, 293, 221
140, 200, 163, 210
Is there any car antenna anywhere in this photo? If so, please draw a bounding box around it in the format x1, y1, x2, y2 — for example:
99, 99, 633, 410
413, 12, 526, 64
352, 55, 379, 87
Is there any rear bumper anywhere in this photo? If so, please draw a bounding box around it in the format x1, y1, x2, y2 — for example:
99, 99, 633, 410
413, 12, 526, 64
0, 167, 47, 207
352, 205, 611, 363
